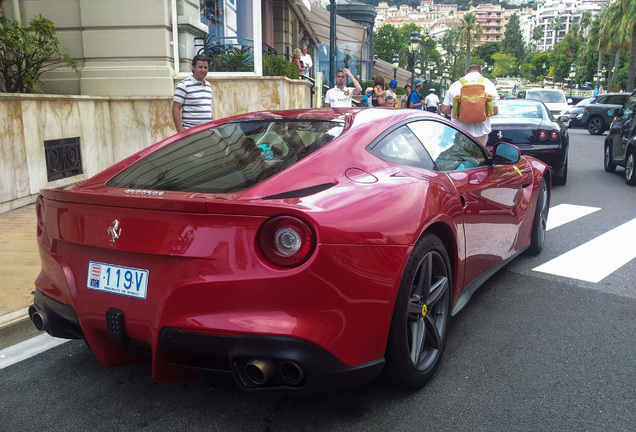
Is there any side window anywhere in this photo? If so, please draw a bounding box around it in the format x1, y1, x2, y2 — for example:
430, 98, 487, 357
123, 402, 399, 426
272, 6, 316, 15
367, 126, 435, 170
517, 91, 526, 99
608, 95, 628, 105
623, 94, 636, 116
408, 120, 489, 172
596, 96, 608, 104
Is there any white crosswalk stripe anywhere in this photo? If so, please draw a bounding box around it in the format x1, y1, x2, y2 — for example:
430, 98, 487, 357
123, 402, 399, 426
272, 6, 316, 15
546, 203, 600, 231
534, 214, 636, 283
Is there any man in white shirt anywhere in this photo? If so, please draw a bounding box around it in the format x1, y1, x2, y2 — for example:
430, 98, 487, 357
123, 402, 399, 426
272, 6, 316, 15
300, 45, 312, 76
441, 65, 499, 145
424, 88, 440, 113
324, 68, 362, 107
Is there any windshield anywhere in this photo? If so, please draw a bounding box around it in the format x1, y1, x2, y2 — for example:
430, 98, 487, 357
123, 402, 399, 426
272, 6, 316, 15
107, 120, 345, 193
526, 90, 567, 104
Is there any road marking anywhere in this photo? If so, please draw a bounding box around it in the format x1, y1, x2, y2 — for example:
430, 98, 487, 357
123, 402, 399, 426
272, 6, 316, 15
534, 217, 636, 283
0, 333, 68, 369
547, 204, 600, 231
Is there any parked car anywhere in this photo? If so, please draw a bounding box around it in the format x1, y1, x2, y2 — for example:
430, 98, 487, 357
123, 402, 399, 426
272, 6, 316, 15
604, 90, 636, 185
498, 93, 517, 100
568, 95, 587, 105
579, 82, 594, 90
488, 99, 569, 185
565, 97, 595, 128
517, 88, 571, 126
579, 92, 632, 135
30, 108, 551, 393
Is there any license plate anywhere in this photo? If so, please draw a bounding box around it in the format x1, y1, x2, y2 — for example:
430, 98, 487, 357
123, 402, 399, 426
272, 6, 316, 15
87, 262, 149, 299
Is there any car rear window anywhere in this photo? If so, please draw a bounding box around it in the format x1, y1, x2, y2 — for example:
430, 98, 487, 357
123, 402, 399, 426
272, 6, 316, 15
107, 120, 344, 193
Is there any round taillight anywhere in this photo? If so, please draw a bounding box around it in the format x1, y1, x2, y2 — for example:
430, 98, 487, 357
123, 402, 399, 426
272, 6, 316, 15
538, 130, 548, 141
258, 216, 315, 267
549, 130, 559, 140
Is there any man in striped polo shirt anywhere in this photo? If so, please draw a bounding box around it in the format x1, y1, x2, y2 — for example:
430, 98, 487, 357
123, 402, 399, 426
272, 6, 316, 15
172, 54, 213, 132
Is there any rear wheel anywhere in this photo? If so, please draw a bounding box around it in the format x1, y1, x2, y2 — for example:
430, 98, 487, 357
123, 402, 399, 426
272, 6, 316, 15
526, 178, 548, 255
604, 142, 616, 172
625, 149, 636, 186
587, 116, 605, 135
382, 234, 451, 389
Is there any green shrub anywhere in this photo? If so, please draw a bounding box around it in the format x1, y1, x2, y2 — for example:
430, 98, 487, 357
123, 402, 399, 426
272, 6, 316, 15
262, 55, 299, 79
214, 51, 253, 72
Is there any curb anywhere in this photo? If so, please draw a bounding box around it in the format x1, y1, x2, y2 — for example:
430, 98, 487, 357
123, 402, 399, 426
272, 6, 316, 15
0, 308, 42, 350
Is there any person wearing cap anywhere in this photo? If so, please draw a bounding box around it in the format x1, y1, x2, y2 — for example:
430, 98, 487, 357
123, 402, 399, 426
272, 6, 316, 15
408, 78, 425, 109
324, 68, 362, 107
387, 79, 398, 101
424, 88, 440, 113
440, 64, 499, 145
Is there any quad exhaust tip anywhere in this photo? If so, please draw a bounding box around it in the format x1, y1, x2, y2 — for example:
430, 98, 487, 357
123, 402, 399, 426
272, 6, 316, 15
28, 306, 50, 334
245, 359, 275, 385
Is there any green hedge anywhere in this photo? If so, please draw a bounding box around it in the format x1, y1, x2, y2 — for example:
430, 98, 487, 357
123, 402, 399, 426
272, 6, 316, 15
213, 53, 299, 79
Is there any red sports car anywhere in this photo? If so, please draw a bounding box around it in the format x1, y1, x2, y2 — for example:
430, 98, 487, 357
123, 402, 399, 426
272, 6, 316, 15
31, 108, 550, 393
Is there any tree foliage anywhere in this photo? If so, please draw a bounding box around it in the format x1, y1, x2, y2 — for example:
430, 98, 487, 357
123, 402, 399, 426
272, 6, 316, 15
374, 24, 404, 64
502, 13, 525, 62
0, 15, 78, 93
491, 52, 516, 78
474, 43, 501, 67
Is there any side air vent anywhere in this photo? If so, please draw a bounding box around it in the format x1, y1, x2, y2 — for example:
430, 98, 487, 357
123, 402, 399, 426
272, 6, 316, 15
261, 183, 336, 200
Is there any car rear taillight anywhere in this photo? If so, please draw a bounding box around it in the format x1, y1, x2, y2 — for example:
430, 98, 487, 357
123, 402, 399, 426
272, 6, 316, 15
258, 216, 315, 267
538, 130, 548, 141
549, 130, 559, 140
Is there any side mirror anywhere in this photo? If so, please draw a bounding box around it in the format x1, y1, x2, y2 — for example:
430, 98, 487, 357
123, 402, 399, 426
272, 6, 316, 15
558, 115, 570, 124
567, 98, 573, 104
492, 142, 521, 164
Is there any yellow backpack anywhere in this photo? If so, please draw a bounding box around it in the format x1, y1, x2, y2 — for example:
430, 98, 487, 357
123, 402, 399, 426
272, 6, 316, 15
452, 77, 494, 123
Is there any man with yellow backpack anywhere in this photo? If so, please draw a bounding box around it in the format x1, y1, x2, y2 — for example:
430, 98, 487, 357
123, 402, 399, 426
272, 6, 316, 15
440, 65, 499, 146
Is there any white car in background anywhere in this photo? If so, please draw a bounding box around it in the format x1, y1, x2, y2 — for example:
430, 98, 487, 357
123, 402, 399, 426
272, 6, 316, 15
517, 89, 572, 127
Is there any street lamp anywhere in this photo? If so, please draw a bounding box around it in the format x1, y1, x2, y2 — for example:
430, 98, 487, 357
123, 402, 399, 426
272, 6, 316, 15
595, 68, 605, 95
392, 53, 399, 81
409, 30, 420, 88
568, 63, 576, 96
442, 66, 449, 97
421, 30, 435, 87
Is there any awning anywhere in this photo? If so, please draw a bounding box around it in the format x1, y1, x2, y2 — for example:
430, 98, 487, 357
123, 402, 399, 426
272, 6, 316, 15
297, 3, 367, 56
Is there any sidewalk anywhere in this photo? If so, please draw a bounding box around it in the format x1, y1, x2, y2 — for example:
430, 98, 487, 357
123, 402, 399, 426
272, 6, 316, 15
0, 204, 42, 349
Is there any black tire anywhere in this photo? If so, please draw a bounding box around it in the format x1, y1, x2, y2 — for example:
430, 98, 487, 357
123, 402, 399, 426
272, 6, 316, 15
625, 149, 636, 186
553, 158, 568, 185
587, 116, 605, 135
526, 178, 548, 255
604, 142, 616, 173
382, 234, 451, 389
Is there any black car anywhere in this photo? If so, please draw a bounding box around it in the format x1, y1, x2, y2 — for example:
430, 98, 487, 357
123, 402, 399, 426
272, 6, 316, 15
579, 92, 632, 135
604, 90, 636, 185
488, 99, 569, 185
565, 97, 594, 128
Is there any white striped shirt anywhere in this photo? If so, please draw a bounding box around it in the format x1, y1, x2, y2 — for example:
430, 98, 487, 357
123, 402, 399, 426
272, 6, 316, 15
173, 76, 213, 129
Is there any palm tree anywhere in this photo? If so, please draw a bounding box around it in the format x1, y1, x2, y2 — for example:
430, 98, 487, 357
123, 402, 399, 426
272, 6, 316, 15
579, 11, 592, 40
601, 1, 629, 87
532, 26, 544, 48
460, 12, 483, 70
615, 0, 636, 91
549, 17, 564, 48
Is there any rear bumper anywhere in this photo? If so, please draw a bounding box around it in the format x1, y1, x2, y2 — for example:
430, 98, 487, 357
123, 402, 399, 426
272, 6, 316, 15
29, 289, 384, 393
158, 327, 385, 393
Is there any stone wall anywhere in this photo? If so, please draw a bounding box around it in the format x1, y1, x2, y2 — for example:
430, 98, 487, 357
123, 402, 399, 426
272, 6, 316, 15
0, 76, 311, 214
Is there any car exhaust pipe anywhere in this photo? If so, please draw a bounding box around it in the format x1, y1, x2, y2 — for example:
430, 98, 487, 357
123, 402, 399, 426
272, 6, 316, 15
29, 305, 51, 334
244, 359, 275, 385
280, 361, 306, 385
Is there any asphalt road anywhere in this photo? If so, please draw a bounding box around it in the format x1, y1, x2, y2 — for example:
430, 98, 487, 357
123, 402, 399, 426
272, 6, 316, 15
1, 129, 635, 432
